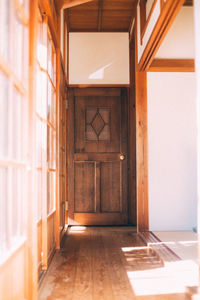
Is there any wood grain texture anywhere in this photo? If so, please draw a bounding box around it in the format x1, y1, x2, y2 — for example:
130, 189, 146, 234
74, 162, 95, 212
58, 0, 94, 9
68, 88, 128, 225
135, 71, 149, 232
128, 42, 137, 225
148, 59, 195, 72
39, 227, 188, 300
100, 162, 121, 212
137, 0, 185, 71
67, 89, 75, 223
67, 0, 136, 32
74, 87, 121, 97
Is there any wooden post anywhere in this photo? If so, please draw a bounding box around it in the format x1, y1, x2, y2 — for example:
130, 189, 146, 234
134, 3, 149, 232
56, 10, 61, 249
135, 71, 149, 232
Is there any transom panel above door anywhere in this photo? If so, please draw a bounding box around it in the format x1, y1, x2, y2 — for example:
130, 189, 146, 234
68, 88, 128, 225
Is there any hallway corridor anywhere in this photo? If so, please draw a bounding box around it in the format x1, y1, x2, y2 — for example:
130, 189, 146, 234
39, 227, 189, 300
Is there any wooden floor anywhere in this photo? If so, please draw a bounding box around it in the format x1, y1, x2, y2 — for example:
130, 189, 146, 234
39, 227, 189, 300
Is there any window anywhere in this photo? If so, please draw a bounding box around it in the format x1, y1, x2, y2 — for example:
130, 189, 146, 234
0, 0, 29, 256
36, 15, 56, 221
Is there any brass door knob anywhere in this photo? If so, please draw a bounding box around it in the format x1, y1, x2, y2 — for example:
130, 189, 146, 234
120, 154, 125, 161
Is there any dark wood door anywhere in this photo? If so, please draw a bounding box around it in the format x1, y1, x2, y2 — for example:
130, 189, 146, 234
68, 88, 128, 225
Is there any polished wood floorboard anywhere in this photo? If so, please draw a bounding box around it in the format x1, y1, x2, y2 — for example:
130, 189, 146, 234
39, 227, 188, 300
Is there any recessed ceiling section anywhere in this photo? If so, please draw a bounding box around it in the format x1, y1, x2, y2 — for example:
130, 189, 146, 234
67, 0, 135, 32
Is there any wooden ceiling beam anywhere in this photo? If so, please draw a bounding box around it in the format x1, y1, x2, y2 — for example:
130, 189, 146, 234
98, 0, 103, 31
183, 0, 193, 6
58, 0, 95, 10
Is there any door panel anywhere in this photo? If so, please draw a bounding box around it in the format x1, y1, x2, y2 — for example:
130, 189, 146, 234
100, 162, 121, 212
74, 162, 95, 213
68, 88, 128, 225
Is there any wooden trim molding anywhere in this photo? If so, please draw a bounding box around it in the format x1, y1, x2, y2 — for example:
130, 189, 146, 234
141, 0, 157, 45
68, 84, 130, 88
160, 0, 165, 11
138, 0, 185, 71
39, 0, 58, 47
149, 59, 195, 72
57, 0, 94, 10
140, 0, 146, 43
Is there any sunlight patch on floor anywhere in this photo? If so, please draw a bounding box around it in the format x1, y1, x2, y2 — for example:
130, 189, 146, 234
126, 259, 198, 296
69, 226, 87, 233
153, 231, 198, 263
122, 246, 151, 252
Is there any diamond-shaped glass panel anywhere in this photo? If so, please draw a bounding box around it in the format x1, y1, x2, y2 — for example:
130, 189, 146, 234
85, 108, 110, 141
91, 113, 105, 136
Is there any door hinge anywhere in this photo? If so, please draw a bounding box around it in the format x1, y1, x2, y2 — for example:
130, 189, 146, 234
65, 99, 68, 110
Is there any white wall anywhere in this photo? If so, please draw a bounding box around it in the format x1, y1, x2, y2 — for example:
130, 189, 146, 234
147, 72, 197, 231
156, 7, 195, 59
69, 33, 130, 85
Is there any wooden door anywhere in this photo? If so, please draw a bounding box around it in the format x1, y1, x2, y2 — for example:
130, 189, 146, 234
68, 88, 128, 225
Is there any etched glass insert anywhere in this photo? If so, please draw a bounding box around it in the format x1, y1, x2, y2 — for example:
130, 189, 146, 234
85, 108, 110, 141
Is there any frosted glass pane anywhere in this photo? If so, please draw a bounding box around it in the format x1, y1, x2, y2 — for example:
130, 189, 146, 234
36, 119, 42, 168
36, 67, 43, 115
53, 51, 56, 85
21, 98, 28, 160
37, 170, 42, 220
12, 89, 21, 159
47, 80, 52, 121
12, 169, 20, 238
47, 36, 52, 79
47, 125, 51, 166
0, 72, 8, 156
18, 0, 29, 14
23, 26, 29, 87
52, 91, 56, 126
47, 171, 56, 215
0, 168, 7, 252
47, 171, 50, 215
0, 0, 10, 60
52, 130, 56, 169
48, 127, 56, 169
13, 11, 23, 79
